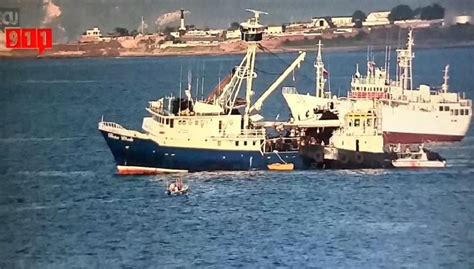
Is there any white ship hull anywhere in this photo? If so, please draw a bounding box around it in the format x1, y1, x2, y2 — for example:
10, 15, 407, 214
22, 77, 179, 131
392, 160, 446, 168
381, 104, 471, 143
282, 92, 472, 143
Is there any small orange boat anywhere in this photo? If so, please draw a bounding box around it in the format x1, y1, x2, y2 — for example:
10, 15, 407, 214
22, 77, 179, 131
267, 163, 294, 171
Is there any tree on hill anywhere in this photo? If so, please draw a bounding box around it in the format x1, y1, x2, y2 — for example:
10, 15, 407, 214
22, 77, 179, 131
113, 27, 130, 36
162, 26, 177, 35
389, 5, 415, 22
130, 29, 139, 36
420, 4, 445, 20
228, 22, 240, 30
352, 10, 366, 28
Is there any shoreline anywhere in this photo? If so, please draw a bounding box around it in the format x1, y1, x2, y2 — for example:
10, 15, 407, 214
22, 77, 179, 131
1, 41, 474, 60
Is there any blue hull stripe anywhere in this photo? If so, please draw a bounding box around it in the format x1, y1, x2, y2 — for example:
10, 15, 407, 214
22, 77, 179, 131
100, 130, 310, 172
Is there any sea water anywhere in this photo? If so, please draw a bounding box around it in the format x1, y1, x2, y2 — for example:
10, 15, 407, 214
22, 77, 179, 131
0, 47, 473, 267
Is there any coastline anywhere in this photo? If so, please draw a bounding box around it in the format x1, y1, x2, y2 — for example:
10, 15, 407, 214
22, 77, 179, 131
2, 36, 474, 60
2, 42, 474, 60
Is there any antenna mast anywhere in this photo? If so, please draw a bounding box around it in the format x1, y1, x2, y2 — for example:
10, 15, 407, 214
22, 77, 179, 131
396, 29, 415, 91
442, 64, 449, 93
315, 40, 326, 98
241, 9, 267, 129
387, 45, 391, 84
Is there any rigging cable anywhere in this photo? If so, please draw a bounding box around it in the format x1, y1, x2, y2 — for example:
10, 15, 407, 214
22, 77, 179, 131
257, 43, 316, 85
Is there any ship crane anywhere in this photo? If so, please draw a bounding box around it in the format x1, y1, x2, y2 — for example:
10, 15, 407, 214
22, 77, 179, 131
250, 51, 306, 112
208, 10, 305, 125
208, 9, 268, 129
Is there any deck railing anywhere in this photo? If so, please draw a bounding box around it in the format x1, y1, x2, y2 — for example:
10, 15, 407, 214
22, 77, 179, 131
98, 121, 125, 130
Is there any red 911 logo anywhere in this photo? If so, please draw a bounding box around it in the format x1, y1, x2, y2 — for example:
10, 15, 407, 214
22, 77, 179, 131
5, 28, 53, 55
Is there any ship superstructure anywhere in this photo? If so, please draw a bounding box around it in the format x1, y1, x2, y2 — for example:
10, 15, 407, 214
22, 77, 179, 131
283, 30, 472, 143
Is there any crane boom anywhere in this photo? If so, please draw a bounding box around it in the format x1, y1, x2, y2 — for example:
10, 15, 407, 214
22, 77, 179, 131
250, 51, 306, 112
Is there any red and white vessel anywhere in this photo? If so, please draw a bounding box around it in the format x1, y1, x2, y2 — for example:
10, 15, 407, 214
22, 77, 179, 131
283, 30, 472, 144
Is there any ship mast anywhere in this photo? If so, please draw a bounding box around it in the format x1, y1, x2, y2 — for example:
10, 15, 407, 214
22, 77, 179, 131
396, 29, 415, 91
240, 9, 267, 129
442, 64, 449, 93
315, 40, 326, 98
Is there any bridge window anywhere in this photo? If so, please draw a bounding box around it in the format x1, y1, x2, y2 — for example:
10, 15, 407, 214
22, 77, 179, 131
460, 109, 465, 116
354, 119, 360, 127
170, 119, 174, 128
166, 119, 169, 125
445, 106, 449, 111
466, 109, 470, 116
439, 106, 443, 111
454, 109, 459, 116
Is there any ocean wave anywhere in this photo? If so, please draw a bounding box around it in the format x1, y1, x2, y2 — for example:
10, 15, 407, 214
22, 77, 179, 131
0, 136, 90, 143
364, 222, 426, 233
15, 170, 95, 177
13, 202, 69, 212
23, 79, 97, 84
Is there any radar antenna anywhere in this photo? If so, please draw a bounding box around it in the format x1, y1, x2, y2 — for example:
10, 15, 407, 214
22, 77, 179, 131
245, 9, 268, 21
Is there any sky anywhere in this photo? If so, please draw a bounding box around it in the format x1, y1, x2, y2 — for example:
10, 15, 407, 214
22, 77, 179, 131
2, 0, 473, 41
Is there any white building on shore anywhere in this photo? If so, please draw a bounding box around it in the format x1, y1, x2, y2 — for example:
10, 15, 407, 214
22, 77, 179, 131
225, 29, 240, 39
80, 27, 107, 42
309, 17, 332, 29
331, 16, 354, 27
265, 25, 284, 35
363, 11, 390, 27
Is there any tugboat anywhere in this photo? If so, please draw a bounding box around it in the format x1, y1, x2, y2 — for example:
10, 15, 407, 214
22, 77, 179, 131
98, 10, 311, 174
313, 108, 397, 169
299, 101, 446, 169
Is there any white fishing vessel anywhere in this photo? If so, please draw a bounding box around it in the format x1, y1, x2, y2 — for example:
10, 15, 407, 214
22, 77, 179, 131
283, 30, 472, 144
98, 10, 312, 174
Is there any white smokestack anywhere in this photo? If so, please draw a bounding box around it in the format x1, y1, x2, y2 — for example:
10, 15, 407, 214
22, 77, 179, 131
179, 9, 186, 31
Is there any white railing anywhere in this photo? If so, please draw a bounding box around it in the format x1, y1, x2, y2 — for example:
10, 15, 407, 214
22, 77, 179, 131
99, 120, 148, 139
98, 121, 125, 130
212, 129, 266, 139
241, 128, 266, 136
282, 86, 298, 94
